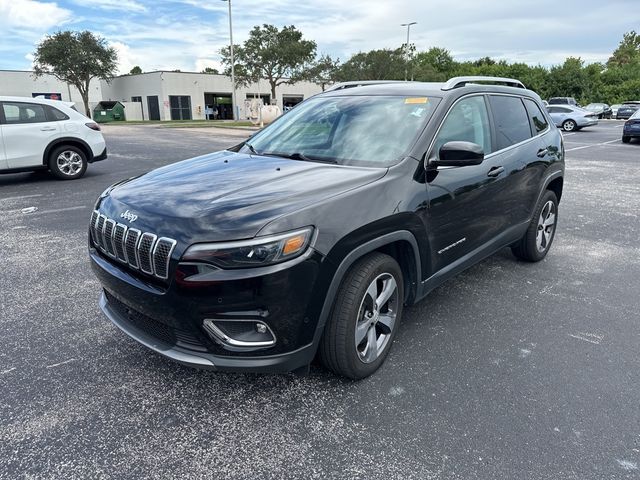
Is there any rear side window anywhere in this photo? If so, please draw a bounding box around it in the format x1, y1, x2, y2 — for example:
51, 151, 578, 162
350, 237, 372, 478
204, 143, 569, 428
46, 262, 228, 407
2, 102, 48, 124
523, 99, 549, 134
46, 106, 69, 121
489, 95, 532, 150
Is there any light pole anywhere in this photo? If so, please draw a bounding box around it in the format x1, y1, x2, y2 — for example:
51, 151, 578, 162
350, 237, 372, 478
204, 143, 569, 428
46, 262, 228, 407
221, 0, 236, 120
401, 22, 416, 81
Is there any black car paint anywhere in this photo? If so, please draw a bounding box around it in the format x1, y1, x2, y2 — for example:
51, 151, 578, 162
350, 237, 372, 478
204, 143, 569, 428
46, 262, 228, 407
90, 83, 564, 373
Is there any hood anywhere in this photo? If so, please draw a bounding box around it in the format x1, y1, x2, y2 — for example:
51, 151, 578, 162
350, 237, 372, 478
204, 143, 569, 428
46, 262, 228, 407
98, 150, 386, 245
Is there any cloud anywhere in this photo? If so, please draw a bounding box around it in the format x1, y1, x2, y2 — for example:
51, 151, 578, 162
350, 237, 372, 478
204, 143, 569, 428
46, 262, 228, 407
1, 0, 639, 72
0, 0, 72, 30
69, 0, 146, 13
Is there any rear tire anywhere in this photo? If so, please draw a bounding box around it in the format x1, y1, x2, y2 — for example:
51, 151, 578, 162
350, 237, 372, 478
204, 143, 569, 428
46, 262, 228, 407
48, 145, 88, 180
512, 190, 559, 262
319, 252, 404, 379
622, 136, 631, 143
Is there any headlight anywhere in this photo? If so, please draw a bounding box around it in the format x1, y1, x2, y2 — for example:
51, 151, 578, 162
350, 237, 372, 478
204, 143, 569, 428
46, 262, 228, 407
181, 227, 314, 269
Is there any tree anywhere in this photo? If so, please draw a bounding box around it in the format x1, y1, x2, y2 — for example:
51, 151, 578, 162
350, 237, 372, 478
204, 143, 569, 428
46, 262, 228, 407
220, 24, 316, 99
129, 65, 142, 75
608, 31, 640, 67
201, 67, 219, 74
33, 31, 118, 116
334, 47, 406, 82
413, 47, 454, 81
304, 54, 340, 91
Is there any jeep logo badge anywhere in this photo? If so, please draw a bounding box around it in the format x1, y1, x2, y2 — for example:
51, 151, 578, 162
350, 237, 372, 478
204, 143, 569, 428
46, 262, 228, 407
120, 210, 138, 223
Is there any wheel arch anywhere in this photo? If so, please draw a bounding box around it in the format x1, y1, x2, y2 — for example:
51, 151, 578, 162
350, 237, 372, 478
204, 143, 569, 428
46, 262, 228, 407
43, 137, 93, 166
546, 176, 563, 202
309, 219, 428, 355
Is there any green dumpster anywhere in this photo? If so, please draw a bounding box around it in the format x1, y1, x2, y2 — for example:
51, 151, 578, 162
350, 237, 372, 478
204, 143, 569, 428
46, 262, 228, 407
93, 101, 126, 123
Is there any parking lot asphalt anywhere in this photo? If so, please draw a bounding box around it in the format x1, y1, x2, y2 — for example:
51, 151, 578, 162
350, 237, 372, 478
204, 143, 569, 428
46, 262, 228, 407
1, 121, 639, 479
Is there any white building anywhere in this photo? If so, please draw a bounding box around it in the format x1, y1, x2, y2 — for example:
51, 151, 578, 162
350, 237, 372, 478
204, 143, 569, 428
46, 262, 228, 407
0, 69, 323, 121
0, 69, 102, 107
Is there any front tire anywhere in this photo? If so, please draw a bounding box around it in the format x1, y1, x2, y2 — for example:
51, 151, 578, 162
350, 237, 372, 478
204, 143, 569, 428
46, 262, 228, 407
512, 190, 559, 262
49, 145, 88, 180
319, 252, 404, 379
622, 136, 631, 143
562, 119, 577, 132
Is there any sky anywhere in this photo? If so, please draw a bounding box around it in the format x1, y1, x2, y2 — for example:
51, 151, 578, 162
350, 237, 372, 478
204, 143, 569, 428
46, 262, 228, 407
1, 0, 639, 75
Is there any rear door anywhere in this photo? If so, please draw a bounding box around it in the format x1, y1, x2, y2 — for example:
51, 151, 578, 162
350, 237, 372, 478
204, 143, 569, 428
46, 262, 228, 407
1, 101, 60, 169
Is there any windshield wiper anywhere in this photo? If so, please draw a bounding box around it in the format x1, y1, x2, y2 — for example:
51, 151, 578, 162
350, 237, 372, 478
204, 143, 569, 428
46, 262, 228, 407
262, 151, 337, 164
245, 142, 260, 155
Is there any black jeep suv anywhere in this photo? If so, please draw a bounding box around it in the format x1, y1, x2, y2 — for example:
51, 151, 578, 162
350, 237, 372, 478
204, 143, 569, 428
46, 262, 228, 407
89, 76, 564, 379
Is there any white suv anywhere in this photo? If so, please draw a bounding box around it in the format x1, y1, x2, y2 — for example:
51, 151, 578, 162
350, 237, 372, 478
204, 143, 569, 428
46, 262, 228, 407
0, 96, 107, 180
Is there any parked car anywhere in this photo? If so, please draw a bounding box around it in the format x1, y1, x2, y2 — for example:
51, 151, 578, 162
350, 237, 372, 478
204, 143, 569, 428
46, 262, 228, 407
548, 97, 579, 107
584, 103, 612, 119
611, 104, 623, 119
622, 108, 640, 143
0, 96, 107, 179
89, 76, 564, 379
616, 101, 640, 120
546, 105, 598, 131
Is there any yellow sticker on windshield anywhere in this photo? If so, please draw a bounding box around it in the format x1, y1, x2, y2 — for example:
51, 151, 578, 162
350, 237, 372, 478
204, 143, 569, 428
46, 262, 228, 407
405, 97, 428, 104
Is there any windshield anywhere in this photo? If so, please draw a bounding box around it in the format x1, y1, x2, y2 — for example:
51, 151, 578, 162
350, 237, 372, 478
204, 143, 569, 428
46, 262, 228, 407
631, 109, 640, 119
241, 95, 439, 167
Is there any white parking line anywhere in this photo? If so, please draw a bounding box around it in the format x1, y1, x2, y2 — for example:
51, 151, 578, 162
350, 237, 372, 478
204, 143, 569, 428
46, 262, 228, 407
0, 194, 44, 202
566, 139, 620, 152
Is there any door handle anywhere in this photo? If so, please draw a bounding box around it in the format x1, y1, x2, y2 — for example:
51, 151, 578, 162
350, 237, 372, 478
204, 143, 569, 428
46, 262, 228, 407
40, 127, 56, 131
487, 166, 505, 177
537, 148, 548, 158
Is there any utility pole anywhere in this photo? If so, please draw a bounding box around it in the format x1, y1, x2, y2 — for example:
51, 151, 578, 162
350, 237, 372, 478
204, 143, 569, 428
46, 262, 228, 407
401, 22, 416, 81
222, 0, 237, 120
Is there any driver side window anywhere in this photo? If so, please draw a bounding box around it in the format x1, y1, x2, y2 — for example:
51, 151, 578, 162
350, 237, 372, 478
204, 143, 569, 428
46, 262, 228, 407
433, 96, 492, 159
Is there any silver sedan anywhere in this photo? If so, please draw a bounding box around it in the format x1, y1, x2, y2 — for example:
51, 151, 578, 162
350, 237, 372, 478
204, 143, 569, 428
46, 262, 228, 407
546, 105, 599, 132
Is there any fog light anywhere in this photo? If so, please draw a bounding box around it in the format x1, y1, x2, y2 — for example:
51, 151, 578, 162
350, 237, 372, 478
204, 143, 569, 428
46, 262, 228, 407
203, 319, 276, 349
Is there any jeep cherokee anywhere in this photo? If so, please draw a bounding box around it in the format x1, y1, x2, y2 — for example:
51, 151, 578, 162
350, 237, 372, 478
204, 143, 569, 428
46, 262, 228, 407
89, 76, 564, 379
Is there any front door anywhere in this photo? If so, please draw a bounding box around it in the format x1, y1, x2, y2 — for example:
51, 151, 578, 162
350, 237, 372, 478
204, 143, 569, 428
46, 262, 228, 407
147, 96, 160, 121
425, 94, 509, 272
1, 101, 60, 169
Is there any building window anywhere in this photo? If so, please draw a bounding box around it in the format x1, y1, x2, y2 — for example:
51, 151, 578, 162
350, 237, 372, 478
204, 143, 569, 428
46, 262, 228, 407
169, 95, 192, 120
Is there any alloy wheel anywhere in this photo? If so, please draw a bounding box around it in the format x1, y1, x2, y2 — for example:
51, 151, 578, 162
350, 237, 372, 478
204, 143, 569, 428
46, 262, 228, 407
56, 150, 84, 176
354, 273, 399, 363
536, 200, 556, 253
563, 120, 576, 132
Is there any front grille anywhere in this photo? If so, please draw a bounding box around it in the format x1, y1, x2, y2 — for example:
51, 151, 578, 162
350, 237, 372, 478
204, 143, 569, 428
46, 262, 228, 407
104, 291, 207, 352
91, 210, 177, 280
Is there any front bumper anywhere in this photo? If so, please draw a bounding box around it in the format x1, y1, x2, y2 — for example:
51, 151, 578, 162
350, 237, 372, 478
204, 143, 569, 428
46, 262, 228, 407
100, 292, 316, 372
90, 245, 329, 373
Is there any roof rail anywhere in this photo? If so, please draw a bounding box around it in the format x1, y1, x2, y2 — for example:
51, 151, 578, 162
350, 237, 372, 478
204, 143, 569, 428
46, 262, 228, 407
324, 80, 410, 92
442, 76, 526, 91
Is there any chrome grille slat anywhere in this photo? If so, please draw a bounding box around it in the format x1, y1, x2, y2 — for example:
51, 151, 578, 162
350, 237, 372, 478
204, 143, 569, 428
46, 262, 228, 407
113, 224, 128, 262
152, 238, 177, 280
89, 211, 99, 245
95, 215, 107, 249
138, 233, 157, 275
125, 229, 141, 269
91, 212, 176, 281
103, 219, 116, 257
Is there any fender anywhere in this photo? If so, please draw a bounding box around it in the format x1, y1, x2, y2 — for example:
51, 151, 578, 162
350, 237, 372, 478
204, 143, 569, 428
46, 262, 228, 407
309, 229, 423, 351
529, 169, 563, 219
42, 137, 94, 165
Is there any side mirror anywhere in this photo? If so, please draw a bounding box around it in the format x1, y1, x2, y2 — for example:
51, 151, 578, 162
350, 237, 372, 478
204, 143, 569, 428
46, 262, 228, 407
433, 141, 484, 167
